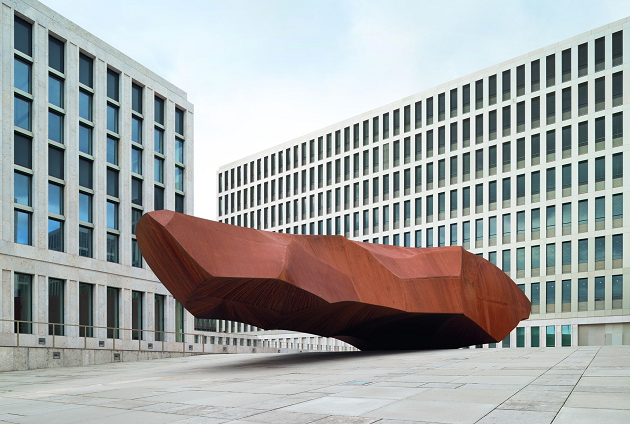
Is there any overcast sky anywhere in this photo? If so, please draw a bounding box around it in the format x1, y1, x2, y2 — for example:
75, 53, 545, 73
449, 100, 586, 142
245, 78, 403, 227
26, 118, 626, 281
41, 0, 630, 220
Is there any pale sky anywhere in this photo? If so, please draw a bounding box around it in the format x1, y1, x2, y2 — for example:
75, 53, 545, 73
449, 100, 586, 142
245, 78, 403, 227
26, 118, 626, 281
41, 0, 630, 220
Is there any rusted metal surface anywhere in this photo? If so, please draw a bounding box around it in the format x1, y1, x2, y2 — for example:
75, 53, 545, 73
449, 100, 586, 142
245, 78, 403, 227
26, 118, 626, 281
137, 211, 530, 350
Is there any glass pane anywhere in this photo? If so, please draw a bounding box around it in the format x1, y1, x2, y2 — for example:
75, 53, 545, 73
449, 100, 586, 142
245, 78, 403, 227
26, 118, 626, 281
107, 169, 118, 198
79, 124, 92, 154
48, 111, 63, 143
175, 194, 184, 213
175, 167, 184, 191
154, 97, 164, 125
107, 201, 118, 230
175, 109, 184, 135
106, 287, 119, 338
79, 158, 92, 188
14, 96, 31, 130
14, 172, 31, 206
14, 17, 32, 56
48, 219, 63, 251
49, 36, 64, 73
132, 148, 142, 174
131, 209, 142, 234
132, 84, 142, 113
154, 186, 164, 210
79, 91, 92, 121
154, 158, 163, 183
132, 178, 143, 205
14, 133, 32, 169
79, 192, 92, 223
48, 75, 63, 107
79, 53, 93, 87
48, 182, 63, 214
107, 104, 118, 132
79, 226, 92, 257
13, 273, 32, 334
14, 210, 31, 245
106, 233, 118, 263
107, 136, 118, 165
79, 283, 93, 337
107, 70, 119, 101
48, 146, 64, 179
154, 128, 163, 153
132, 117, 142, 144
14, 58, 31, 93
176, 139, 184, 163
132, 239, 142, 267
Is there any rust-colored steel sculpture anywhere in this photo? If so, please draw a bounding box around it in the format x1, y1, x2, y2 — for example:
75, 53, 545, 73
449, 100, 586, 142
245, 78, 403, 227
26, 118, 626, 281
137, 211, 530, 350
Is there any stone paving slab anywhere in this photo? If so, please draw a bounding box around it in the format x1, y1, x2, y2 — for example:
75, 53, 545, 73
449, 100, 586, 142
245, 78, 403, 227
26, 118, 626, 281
0, 346, 629, 423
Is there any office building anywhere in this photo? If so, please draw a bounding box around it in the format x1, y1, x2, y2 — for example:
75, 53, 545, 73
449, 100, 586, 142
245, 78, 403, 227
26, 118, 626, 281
1, 0, 201, 353
218, 18, 630, 348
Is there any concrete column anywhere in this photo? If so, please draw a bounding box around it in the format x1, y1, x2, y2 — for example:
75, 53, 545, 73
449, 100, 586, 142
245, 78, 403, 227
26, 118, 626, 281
96, 284, 106, 340
66, 279, 79, 339
146, 291, 154, 341
1, 270, 12, 333
35, 274, 45, 336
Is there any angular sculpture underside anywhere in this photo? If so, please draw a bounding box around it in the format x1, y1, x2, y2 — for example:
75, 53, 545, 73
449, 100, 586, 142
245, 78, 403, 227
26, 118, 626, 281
137, 211, 531, 350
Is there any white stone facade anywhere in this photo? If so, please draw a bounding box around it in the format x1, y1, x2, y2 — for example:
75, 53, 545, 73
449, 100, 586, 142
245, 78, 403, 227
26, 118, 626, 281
218, 18, 630, 348
0, 0, 206, 352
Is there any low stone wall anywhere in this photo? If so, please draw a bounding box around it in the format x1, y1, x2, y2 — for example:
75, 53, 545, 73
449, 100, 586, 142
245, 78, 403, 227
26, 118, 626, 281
0, 345, 300, 372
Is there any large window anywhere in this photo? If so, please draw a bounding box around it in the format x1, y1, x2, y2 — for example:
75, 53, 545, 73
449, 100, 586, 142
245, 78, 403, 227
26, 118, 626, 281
106, 287, 119, 339
48, 278, 64, 336
14, 273, 32, 334
79, 283, 93, 337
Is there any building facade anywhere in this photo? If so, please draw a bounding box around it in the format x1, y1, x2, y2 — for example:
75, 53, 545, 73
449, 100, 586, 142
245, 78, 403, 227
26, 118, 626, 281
1, 0, 202, 352
218, 18, 630, 348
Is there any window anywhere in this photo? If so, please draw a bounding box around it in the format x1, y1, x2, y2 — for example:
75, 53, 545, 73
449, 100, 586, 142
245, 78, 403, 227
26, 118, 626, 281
79, 283, 93, 337
78, 90, 92, 121
131, 291, 143, 340
132, 147, 142, 175
547, 281, 555, 313
78, 157, 92, 188
78, 226, 92, 257
14, 96, 31, 131
107, 201, 118, 230
106, 233, 119, 263
79, 192, 92, 223
578, 42, 588, 76
15, 16, 32, 56
546, 54, 555, 87
79, 53, 93, 87
48, 75, 63, 108
107, 136, 118, 165
78, 124, 92, 155
15, 57, 31, 94
132, 178, 143, 206
155, 97, 165, 125
106, 287, 119, 338
546, 326, 555, 347
131, 117, 142, 144
154, 157, 164, 183
14, 210, 31, 245
175, 108, 185, 135
176, 139, 184, 164
14, 172, 31, 206
107, 69, 119, 101
153, 186, 165, 211
14, 273, 32, 334
107, 104, 118, 133
132, 239, 142, 268
175, 167, 184, 191
132, 83, 143, 114
562, 48, 571, 82
595, 36, 605, 71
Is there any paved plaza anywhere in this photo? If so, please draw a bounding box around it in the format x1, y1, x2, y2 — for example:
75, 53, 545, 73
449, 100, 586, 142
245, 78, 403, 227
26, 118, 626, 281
0, 346, 629, 424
